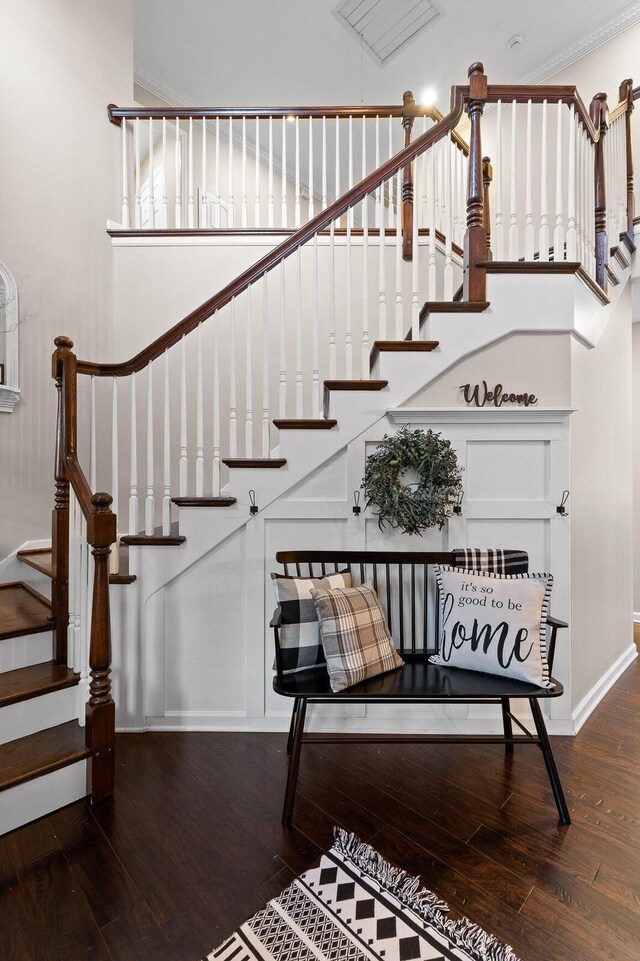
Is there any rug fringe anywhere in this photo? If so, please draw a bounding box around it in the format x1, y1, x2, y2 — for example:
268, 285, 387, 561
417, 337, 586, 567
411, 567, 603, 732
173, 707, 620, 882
332, 828, 521, 961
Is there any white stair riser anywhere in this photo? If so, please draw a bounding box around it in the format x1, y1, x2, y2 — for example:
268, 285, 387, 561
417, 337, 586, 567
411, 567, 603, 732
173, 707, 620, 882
0, 685, 81, 744
0, 760, 87, 836
0, 632, 53, 674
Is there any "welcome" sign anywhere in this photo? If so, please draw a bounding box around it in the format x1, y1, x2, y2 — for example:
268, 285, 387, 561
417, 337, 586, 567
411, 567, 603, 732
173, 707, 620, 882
460, 381, 538, 408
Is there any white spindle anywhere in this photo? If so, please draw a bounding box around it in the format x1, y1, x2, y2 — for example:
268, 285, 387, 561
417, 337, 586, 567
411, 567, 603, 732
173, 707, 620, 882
268, 117, 274, 228
345, 216, 353, 376
444, 145, 453, 300
241, 117, 248, 228
335, 116, 341, 205
145, 361, 154, 535
411, 154, 420, 339
254, 117, 261, 228
196, 323, 204, 496
329, 221, 337, 378
262, 276, 270, 456
378, 190, 387, 339
246, 285, 254, 454
121, 118, 129, 228
135, 117, 141, 228
375, 116, 381, 228
322, 117, 328, 210
201, 115, 207, 228
553, 100, 564, 260
228, 118, 234, 226
348, 116, 353, 227
296, 250, 303, 414
162, 350, 171, 535
129, 372, 138, 534
361, 116, 367, 236
312, 236, 322, 409
281, 118, 288, 227
428, 149, 437, 298
214, 117, 220, 226
161, 117, 168, 228
508, 100, 518, 260
174, 118, 182, 228
279, 262, 287, 417
362, 193, 370, 378
494, 101, 504, 259
212, 316, 221, 495
539, 100, 549, 262
179, 336, 188, 496
295, 117, 301, 227
148, 119, 155, 228
524, 100, 534, 260
566, 106, 577, 261
110, 378, 119, 574
394, 170, 403, 338
308, 119, 314, 220
90, 376, 96, 492
188, 116, 194, 228
229, 300, 238, 457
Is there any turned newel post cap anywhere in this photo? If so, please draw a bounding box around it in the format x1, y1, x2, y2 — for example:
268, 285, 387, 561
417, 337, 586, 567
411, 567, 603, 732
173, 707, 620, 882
403, 90, 415, 104
92, 492, 113, 512
468, 62, 485, 78
467, 62, 487, 101
54, 335, 74, 351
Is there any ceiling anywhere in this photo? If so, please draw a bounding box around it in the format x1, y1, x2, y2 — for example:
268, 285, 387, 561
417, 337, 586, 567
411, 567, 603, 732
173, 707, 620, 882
134, 0, 640, 110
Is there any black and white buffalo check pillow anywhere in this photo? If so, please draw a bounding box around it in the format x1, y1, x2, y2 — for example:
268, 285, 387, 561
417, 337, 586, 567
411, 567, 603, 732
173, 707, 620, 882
451, 548, 529, 574
272, 571, 352, 675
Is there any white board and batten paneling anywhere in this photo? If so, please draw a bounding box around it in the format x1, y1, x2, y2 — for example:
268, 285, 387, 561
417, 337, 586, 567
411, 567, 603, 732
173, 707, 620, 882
143, 404, 575, 735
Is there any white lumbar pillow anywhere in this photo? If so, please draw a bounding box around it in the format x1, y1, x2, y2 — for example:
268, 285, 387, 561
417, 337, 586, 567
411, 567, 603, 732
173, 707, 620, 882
430, 566, 555, 689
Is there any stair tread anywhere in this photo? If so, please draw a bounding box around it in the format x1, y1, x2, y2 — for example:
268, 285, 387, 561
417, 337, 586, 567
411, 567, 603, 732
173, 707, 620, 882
0, 720, 89, 792
0, 583, 52, 642
222, 458, 287, 468
324, 380, 388, 390
0, 662, 79, 708
17, 548, 53, 578
172, 496, 238, 506
273, 419, 337, 429
418, 300, 490, 323
370, 341, 439, 372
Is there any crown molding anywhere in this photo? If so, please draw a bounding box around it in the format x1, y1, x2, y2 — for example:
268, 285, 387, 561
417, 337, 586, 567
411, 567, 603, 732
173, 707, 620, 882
518, 1, 640, 84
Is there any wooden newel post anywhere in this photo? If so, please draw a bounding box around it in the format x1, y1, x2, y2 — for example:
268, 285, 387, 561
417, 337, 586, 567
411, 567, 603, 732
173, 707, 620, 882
86, 492, 117, 801
482, 156, 493, 259
619, 79, 635, 245
402, 90, 416, 261
464, 63, 488, 301
590, 92, 608, 291
51, 336, 73, 664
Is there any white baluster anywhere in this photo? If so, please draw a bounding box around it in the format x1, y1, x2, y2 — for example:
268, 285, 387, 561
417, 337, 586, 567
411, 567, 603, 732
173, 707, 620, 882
308, 119, 314, 220
312, 236, 322, 409
539, 100, 549, 262
229, 299, 238, 457
195, 323, 204, 496
201, 115, 207, 228
179, 335, 188, 496
281, 117, 288, 227
322, 117, 328, 210
394, 170, 403, 338
346, 217, 353, 376
129, 372, 138, 534
508, 100, 518, 260
362, 195, 370, 377
566, 106, 577, 261
228, 118, 234, 226
162, 350, 171, 535
329, 221, 337, 378
348, 116, 353, 227
411, 154, 420, 339
245, 285, 254, 455
553, 100, 564, 260
121, 118, 129, 228
444, 145, 453, 299
145, 361, 154, 535
214, 117, 220, 227
378, 190, 387, 339
375, 116, 381, 228
110, 378, 119, 574
254, 117, 261, 228
494, 101, 504, 259
188, 116, 194, 228
135, 117, 142, 228
361, 116, 367, 227
524, 100, 534, 260
148, 119, 155, 228
161, 117, 168, 228
268, 117, 274, 228
212, 316, 221, 495
335, 116, 341, 207
175, 117, 182, 228
296, 250, 303, 414
241, 117, 248, 228
279, 262, 287, 417
90, 376, 96, 491
295, 117, 301, 227
428, 149, 437, 298
262, 276, 270, 456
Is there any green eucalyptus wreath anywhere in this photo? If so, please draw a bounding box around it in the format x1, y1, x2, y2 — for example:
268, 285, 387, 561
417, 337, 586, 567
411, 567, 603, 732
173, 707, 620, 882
362, 425, 463, 536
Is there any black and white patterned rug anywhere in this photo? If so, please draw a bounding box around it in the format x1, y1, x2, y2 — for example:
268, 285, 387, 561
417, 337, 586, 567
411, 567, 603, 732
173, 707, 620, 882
206, 828, 520, 961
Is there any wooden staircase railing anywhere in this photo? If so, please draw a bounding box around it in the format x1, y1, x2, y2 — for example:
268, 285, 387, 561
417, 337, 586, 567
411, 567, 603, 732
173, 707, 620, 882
52, 336, 116, 801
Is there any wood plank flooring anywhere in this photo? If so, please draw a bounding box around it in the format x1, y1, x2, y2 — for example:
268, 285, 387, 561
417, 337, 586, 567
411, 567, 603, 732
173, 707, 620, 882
2, 651, 640, 961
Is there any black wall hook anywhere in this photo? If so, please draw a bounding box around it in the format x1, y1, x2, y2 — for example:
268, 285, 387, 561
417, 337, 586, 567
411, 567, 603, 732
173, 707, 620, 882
352, 491, 362, 516
249, 490, 259, 516
556, 490, 569, 517
452, 490, 464, 516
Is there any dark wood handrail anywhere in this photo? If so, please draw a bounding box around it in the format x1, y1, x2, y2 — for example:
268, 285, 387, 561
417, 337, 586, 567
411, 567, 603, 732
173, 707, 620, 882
108, 103, 443, 123
485, 85, 630, 143
80, 85, 468, 377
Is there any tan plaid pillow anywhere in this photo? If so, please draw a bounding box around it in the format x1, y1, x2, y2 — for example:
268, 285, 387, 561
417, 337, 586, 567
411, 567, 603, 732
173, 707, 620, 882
310, 582, 404, 693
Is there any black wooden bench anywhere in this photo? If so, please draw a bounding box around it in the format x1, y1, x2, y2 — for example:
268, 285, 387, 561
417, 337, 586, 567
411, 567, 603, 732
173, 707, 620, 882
271, 550, 570, 828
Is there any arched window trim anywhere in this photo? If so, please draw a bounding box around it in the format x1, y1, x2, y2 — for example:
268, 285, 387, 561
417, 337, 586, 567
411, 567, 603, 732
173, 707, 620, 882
0, 261, 20, 412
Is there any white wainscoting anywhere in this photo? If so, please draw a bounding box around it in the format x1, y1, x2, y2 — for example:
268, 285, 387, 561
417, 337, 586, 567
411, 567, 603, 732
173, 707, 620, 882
137, 407, 577, 734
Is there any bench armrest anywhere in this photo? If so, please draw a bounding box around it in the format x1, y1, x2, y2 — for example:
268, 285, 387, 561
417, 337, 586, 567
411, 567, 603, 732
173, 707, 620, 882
546, 615, 568, 629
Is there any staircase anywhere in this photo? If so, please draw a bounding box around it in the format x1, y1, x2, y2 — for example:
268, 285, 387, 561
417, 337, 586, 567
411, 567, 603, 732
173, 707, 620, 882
0, 63, 636, 834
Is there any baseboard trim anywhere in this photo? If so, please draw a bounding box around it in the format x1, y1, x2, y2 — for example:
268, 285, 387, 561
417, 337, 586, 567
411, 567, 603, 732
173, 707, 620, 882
571, 643, 638, 734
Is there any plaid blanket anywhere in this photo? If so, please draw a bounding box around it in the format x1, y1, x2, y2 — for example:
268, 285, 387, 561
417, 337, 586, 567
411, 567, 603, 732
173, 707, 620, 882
451, 548, 529, 575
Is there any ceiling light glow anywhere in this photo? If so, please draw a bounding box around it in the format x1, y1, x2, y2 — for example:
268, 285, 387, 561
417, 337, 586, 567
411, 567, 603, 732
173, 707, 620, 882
420, 87, 437, 106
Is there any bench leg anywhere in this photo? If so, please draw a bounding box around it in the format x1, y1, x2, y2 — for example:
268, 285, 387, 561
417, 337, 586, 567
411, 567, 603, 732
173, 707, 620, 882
282, 697, 307, 828
286, 698, 301, 757
501, 698, 514, 755
529, 698, 571, 826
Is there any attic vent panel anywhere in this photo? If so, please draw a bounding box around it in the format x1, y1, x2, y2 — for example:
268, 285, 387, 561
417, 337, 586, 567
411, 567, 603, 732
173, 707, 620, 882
335, 0, 442, 65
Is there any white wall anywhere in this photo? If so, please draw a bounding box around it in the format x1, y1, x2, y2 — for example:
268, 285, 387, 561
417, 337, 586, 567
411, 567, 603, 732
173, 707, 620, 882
632, 321, 640, 614
0, 0, 134, 558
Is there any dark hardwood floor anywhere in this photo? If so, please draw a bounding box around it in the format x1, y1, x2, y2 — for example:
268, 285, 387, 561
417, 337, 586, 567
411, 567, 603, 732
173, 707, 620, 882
2, 649, 640, 961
